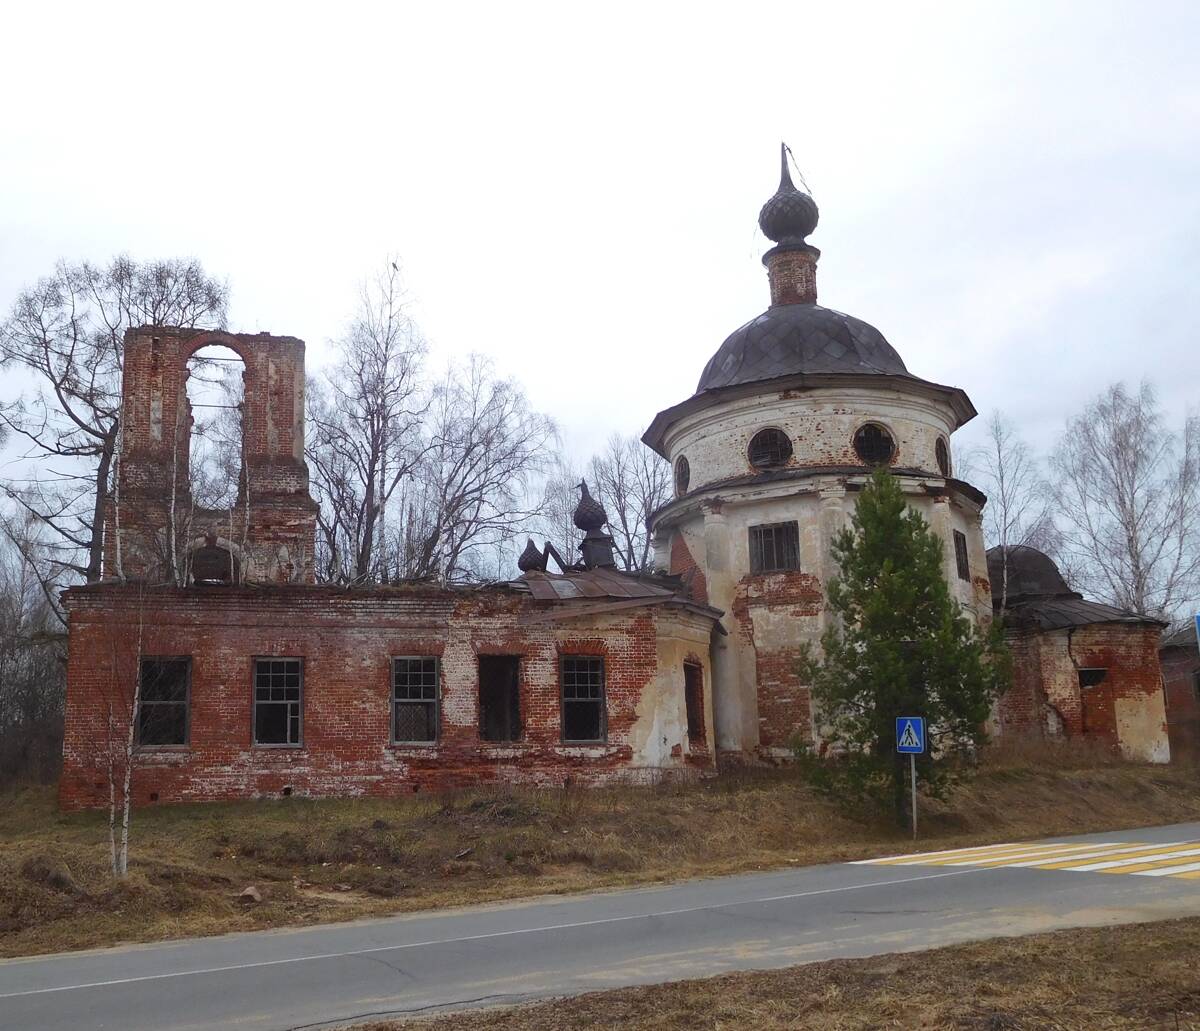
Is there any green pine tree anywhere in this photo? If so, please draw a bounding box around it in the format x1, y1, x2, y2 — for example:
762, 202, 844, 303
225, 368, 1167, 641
797, 468, 1010, 824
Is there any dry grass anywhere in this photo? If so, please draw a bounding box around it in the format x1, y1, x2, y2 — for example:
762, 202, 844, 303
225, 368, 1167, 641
2, 742, 1199, 959
363, 916, 1200, 1030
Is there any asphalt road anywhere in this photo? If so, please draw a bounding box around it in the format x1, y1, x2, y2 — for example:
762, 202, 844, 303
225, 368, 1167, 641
3, 821, 1200, 1031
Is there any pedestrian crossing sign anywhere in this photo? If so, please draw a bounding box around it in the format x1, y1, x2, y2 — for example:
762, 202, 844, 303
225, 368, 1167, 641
896, 716, 925, 754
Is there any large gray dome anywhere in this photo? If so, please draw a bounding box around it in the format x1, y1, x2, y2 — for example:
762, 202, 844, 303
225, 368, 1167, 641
696, 303, 909, 393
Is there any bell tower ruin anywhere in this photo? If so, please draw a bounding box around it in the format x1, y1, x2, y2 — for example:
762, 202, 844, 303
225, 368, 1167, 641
104, 327, 317, 584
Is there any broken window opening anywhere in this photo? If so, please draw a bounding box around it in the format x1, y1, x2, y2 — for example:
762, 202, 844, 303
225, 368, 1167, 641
936, 437, 951, 477
749, 521, 800, 574
684, 662, 705, 743
191, 540, 240, 585
186, 345, 246, 511
137, 657, 190, 746
561, 656, 606, 743
674, 455, 690, 497
1078, 668, 1108, 690
748, 427, 793, 468
953, 530, 970, 581
393, 657, 439, 743
253, 658, 303, 746
853, 423, 895, 466
479, 655, 521, 742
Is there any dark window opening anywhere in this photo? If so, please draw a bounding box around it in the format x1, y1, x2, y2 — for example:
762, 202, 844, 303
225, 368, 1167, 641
1078, 668, 1108, 689
675, 456, 690, 497
479, 655, 521, 742
138, 657, 190, 746
561, 656, 606, 743
684, 663, 705, 743
748, 428, 793, 468
253, 658, 303, 746
936, 438, 951, 477
393, 657, 438, 743
191, 542, 239, 584
749, 521, 800, 574
953, 530, 970, 581
853, 423, 895, 465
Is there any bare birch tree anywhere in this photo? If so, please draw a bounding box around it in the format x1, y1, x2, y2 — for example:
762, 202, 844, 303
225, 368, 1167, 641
587, 434, 670, 572
307, 262, 429, 583
0, 258, 227, 587
1049, 381, 1200, 619
394, 356, 555, 581
969, 410, 1056, 609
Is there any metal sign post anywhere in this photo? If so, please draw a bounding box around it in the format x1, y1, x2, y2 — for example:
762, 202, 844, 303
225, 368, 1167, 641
896, 716, 926, 840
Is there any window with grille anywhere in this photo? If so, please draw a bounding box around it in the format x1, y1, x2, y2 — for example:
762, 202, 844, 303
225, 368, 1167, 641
749, 521, 800, 574
253, 658, 303, 746
748, 428, 793, 468
953, 530, 970, 581
393, 657, 438, 743
675, 455, 690, 497
684, 663, 705, 743
936, 438, 951, 477
853, 423, 895, 465
138, 658, 190, 746
561, 656, 606, 743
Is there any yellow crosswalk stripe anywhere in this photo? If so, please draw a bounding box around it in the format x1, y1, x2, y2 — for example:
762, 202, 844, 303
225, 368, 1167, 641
859, 841, 1109, 866
938, 843, 1129, 867
852, 839, 1200, 880
1019, 843, 1197, 870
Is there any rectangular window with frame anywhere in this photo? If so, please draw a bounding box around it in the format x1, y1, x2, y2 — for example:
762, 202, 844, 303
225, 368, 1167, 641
253, 658, 303, 746
561, 656, 606, 743
953, 530, 970, 581
137, 657, 190, 746
684, 662, 705, 743
393, 657, 439, 743
749, 521, 800, 574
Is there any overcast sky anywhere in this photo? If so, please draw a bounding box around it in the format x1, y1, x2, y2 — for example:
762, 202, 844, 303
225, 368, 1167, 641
2, 1, 1197, 467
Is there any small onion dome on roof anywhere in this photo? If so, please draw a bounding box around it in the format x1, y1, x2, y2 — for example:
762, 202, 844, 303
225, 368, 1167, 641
697, 304, 908, 392
986, 545, 1073, 603
517, 538, 546, 573
573, 480, 608, 532
758, 143, 819, 247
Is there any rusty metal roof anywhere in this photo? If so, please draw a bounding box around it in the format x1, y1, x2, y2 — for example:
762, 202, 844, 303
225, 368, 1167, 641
513, 567, 723, 625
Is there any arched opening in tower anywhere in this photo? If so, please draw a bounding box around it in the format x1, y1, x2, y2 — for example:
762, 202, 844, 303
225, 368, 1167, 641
185, 345, 246, 511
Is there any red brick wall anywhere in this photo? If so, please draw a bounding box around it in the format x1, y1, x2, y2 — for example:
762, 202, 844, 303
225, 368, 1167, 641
1161, 644, 1200, 761
998, 622, 1168, 760
668, 532, 708, 605
731, 569, 823, 750
59, 584, 712, 811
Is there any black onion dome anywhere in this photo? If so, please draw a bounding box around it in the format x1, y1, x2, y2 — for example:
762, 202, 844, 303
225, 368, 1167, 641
986, 545, 1074, 603
697, 304, 908, 392
517, 538, 546, 573
758, 144, 818, 245
573, 481, 607, 532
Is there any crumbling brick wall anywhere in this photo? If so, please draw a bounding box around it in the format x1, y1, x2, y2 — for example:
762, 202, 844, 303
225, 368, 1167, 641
58, 583, 714, 810
105, 327, 317, 584
997, 622, 1169, 762
1160, 643, 1200, 762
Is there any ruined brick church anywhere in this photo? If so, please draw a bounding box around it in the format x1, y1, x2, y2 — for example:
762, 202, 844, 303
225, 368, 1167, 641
59, 150, 1169, 809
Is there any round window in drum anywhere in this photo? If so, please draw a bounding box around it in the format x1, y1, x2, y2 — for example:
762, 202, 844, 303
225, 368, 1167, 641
674, 455, 690, 496
936, 437, 951, 477
853, 423, 895, 466
748, 427, 793, 469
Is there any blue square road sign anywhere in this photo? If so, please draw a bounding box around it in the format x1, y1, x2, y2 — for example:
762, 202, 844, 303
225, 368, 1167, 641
896, 716, 925, 754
